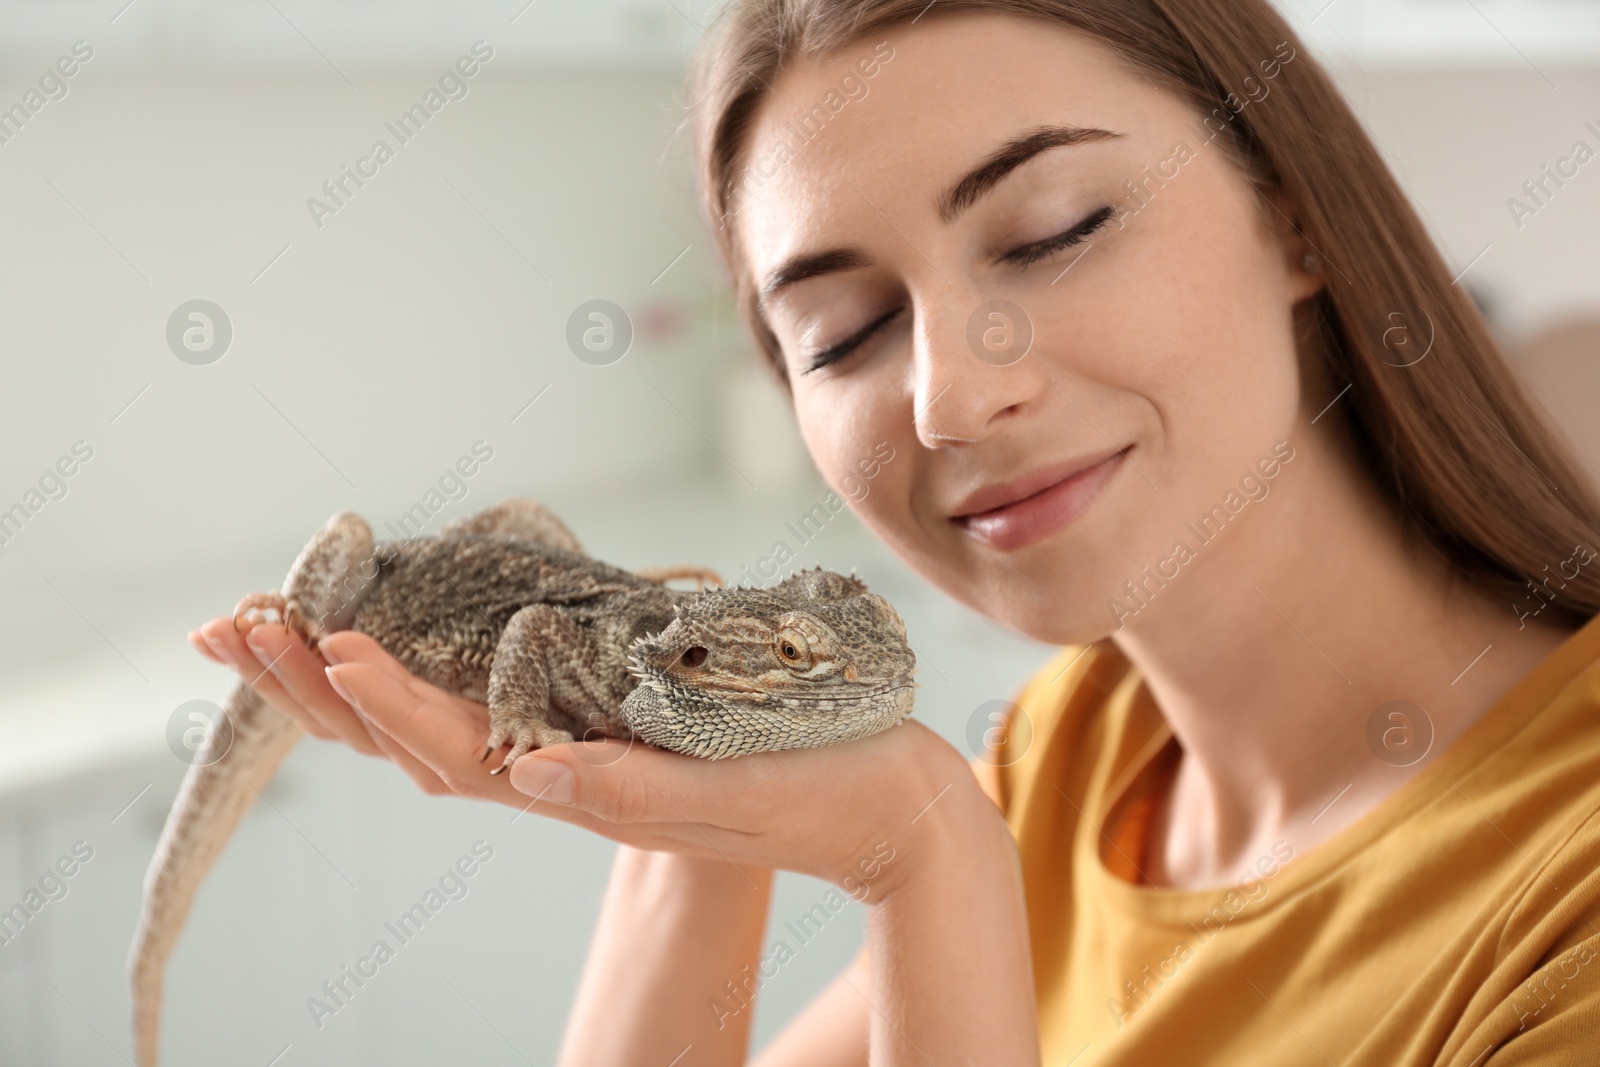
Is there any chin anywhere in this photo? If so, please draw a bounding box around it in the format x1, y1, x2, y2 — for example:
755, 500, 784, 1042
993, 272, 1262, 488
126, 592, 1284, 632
997, 599, 1115, 648
955, 556, 1123, 648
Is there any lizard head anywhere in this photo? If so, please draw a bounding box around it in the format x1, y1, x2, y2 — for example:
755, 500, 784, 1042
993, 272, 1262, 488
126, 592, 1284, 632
620, 568, 918, 758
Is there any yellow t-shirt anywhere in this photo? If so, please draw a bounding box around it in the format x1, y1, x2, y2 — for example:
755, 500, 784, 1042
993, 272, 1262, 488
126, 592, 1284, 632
977, 612, 1600, 1064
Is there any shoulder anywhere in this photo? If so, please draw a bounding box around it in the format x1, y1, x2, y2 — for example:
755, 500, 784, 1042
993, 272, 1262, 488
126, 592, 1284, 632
1480, 819, 1600, 1061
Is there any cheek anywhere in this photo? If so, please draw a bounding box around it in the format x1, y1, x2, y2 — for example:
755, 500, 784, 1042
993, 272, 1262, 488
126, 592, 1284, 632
793, 383, 879, 483
1073, 176, 1298, 474
1160, 235, 1303, 461
791, 377, 915, 523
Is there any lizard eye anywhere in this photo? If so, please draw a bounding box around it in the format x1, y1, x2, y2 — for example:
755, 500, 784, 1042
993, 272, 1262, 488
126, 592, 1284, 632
775, 629, 811, 669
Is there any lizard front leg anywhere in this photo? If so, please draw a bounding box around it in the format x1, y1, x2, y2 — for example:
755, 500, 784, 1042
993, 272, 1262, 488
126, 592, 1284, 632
482, 604, 616, 773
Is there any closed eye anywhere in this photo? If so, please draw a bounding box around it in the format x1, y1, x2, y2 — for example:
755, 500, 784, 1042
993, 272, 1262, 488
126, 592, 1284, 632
796, 204, 1114, 373
801, 306, 903, 375
1000, 205, 1115, 268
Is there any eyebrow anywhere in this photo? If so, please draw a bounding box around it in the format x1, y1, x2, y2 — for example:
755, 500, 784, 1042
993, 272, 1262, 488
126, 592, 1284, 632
759, 248, 873, 306
757, 124, 1123, 307
937, 124, 1123, 223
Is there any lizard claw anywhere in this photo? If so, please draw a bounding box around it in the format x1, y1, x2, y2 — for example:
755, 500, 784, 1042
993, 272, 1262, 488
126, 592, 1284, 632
233, 592, 316, 644
285, 601, 307, 642
481, 714, 574, 775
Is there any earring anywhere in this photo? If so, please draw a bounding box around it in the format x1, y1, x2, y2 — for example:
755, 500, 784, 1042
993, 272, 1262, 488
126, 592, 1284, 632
1302, 252, 1320, 274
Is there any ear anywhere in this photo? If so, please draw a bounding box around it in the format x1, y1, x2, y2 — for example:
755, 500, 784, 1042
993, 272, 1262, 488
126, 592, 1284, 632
1261, 185, 1326, 304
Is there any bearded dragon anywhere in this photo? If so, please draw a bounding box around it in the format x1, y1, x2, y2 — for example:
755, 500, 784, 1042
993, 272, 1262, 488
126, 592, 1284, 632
130, 498, 916, 1067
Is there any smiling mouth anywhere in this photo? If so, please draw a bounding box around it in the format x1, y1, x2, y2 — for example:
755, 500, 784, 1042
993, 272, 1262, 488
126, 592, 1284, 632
952, 445, 1132, 551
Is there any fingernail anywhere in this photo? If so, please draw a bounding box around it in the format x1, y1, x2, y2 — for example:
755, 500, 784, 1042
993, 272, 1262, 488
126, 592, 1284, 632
325, 666, 359, 709
512, 759, 573, 804
244, 629, 276, 668
319, 640, 342, 666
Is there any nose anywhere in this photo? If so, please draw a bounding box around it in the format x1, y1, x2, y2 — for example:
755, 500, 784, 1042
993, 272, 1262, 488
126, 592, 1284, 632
911, 291, 1051, 449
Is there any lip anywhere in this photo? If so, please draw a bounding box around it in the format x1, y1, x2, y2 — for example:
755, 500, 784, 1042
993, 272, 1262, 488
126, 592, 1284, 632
951, 445, 1131, 551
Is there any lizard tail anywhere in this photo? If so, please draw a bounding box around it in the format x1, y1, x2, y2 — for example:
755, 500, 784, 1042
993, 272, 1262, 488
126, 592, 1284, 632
129, 681, 303, 1067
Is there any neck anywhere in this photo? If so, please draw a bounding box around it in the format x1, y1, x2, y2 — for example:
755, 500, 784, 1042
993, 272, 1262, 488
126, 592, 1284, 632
1109, 419, 1578, 889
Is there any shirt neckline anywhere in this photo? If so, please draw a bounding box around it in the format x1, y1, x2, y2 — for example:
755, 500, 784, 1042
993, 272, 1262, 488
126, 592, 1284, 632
1085, 610, 1600, 926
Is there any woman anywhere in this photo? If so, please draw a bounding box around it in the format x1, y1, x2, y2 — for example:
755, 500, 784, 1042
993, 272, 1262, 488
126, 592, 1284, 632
194, 0, 1600, 1062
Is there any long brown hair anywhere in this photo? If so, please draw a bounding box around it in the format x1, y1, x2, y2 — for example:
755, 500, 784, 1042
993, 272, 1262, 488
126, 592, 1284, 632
684, 0, 1600, 627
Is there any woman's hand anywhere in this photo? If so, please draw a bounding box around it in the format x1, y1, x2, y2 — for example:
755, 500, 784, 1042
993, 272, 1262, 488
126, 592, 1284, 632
285, 628, 981, 900
190, 615, 455, 795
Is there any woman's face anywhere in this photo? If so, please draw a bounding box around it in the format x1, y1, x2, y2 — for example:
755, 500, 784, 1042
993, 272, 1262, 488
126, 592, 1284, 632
733, 13, 1322, 645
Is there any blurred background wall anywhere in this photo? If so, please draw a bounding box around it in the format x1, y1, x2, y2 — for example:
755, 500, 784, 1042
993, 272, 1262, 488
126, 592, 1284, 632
0, 0, 1596, 1064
